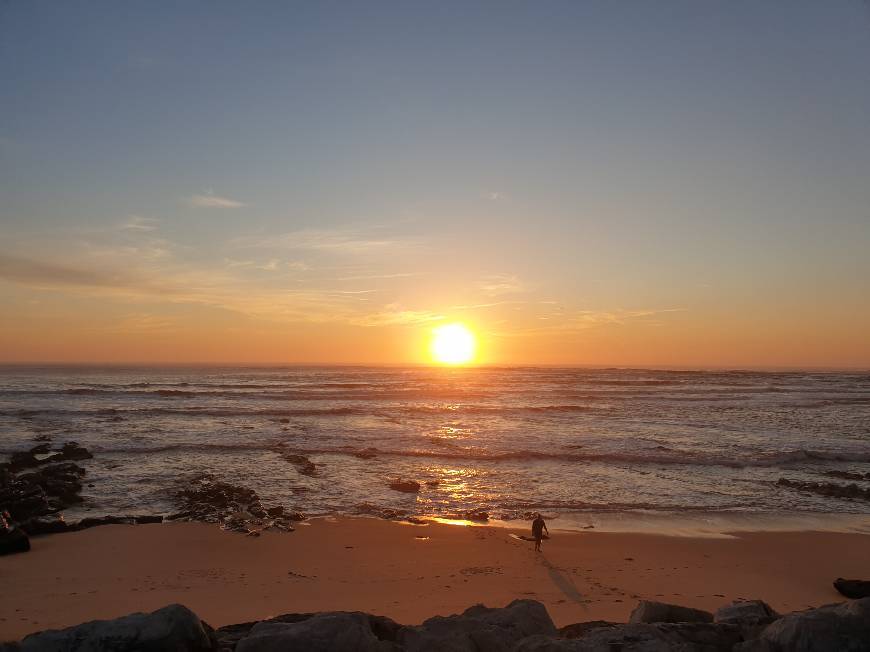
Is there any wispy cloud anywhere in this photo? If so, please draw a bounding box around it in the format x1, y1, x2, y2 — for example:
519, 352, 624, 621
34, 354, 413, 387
234, 226, 417, 254
351, 305, 443, 327
478, 274, 526, 296
187, 193, 246, 208
120, 215, 158, 232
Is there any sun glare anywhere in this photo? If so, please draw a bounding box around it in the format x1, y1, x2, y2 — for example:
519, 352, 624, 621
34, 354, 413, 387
430, 323, 476, 365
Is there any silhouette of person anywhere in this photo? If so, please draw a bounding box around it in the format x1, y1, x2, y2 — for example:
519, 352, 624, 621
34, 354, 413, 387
531, 512, 549, 552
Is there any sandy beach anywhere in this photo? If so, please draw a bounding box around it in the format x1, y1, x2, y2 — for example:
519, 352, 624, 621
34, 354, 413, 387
3, 518, 869, 641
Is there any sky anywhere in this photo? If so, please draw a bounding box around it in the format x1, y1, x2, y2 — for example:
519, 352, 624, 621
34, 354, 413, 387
1, 1, 869, 367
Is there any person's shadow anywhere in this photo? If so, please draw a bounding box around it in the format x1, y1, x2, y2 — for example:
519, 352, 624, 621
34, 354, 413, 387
538, 554, 588, 606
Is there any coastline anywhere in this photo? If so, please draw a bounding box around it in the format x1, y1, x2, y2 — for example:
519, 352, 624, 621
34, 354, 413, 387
3, 517, 870, 641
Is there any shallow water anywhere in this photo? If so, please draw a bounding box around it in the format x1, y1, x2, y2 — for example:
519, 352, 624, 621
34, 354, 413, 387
1, 365, 868, 531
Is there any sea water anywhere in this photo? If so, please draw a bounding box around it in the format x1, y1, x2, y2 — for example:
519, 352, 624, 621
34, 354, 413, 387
1, 366, 868, 533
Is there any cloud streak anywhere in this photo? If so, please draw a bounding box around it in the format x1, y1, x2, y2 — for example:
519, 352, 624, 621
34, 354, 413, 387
187, 194, 246, 208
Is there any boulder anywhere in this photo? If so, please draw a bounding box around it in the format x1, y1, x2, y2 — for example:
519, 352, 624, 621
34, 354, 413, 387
558, 621, 617, 639
516, 622, 741, 651
134, 515, 164, 525
59, 442, 93, 462
397, 599, 556, 651
834, 578, 870, 600
745, 598, 870, 652
388, 479, 420, 493
235, 612, 399, 652
0, 528, 30, 556
17, 603, 218, 651
714, 599, 779, 626
629, 600, 713, 624
75, 515, 136, 530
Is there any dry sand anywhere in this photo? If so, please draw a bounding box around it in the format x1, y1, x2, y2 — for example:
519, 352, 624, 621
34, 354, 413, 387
3, 518, 870, 640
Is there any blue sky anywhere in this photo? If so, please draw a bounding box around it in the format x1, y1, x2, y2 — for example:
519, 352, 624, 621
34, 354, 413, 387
1, 2, 869, 366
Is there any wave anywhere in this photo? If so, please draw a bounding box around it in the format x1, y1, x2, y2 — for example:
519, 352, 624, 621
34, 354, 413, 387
0, 403, 600, 419
73, 442, 870, 469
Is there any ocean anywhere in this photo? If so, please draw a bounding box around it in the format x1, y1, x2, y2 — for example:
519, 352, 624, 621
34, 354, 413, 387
1, 365, 869, 533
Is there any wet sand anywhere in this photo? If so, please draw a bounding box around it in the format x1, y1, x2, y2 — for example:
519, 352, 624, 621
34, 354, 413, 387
2, 518, 869, 640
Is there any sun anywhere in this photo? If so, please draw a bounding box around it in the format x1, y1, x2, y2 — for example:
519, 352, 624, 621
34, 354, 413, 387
430, 323, 477, 365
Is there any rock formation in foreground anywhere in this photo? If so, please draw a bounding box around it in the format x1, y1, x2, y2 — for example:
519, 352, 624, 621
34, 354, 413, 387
4, 597, 869, 651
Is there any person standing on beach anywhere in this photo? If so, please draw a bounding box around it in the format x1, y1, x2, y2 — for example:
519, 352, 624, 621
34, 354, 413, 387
531, 513, 549, 552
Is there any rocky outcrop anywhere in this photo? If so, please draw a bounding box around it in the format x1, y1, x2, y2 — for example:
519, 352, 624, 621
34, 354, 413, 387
15, 604, 218, 651
835, 578, 870, 600
776, 477, 870, 502
397, 599, 557, 651
7, 442, 92, 472
388, 479, 420, 493
171, 473, 299, 535
824, 470, 870, 481
1, 444, 91, 541
629, 600, 713, 624
741, 598, 870, 651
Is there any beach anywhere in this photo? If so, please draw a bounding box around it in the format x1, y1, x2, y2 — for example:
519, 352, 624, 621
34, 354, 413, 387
3, 518, 870, 641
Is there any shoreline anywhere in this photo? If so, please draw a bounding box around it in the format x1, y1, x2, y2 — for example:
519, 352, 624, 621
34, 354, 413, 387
3, 517, 870, 641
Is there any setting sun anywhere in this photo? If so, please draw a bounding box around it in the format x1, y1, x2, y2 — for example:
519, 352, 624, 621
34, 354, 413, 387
430, 323, 477, 365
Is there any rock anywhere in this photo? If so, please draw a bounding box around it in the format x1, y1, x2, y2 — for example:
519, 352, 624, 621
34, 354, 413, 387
75, 515, 136, 530
835, 578, 870, 599
19, 515, 70, 536
353, 448, 379, 460
134, 515, 164, 525
397, 599, 557, 651
715, 599, 779, 625
744, 598, 870, 651
629, 600, 714, 624
266, 506, 284, 518
463, 509, 489, 522
776, 477, 870, 502
8, 442, 93, 472
17, 603, 218, 651
388, 479, 421, 493
558, 621, 617, 639
235, 612, 399, 652
0, 528, 30, 556
59, 441, 93, 461
516, 622, 742, 651
824, 470, 870, 481
282, 453, 318, 477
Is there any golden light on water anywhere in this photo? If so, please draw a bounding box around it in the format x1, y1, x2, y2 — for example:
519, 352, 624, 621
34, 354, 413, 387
430, 323, 476, 365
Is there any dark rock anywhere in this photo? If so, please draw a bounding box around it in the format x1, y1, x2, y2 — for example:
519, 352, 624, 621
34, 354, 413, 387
353, 448, 379, 460
397, 599, 557, 651
824, 470, 870, 481
282, 453, 318, 476
558, 621, 617, 639
388, 479, 421, 493
59, 441, 93, 461
743, 598, 870, 651
517, 622, 742, 651
9, 451, 40, 472
216, 613, 315, 650
715, 599, 779, 626
134, 515, 164, 525
286, 510, 306, 521
0, 528, 30, 556
234, 612, 400, 652
463, 509, 489, 522
266, 506, 284, 518
629, 600, 714, 624
776, 477, 870, 502
75, 515, 136, 530
31, 443, 52, 455
835, 578, 870, 599
17, 603, 219, 651
19, 515, 70, 536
